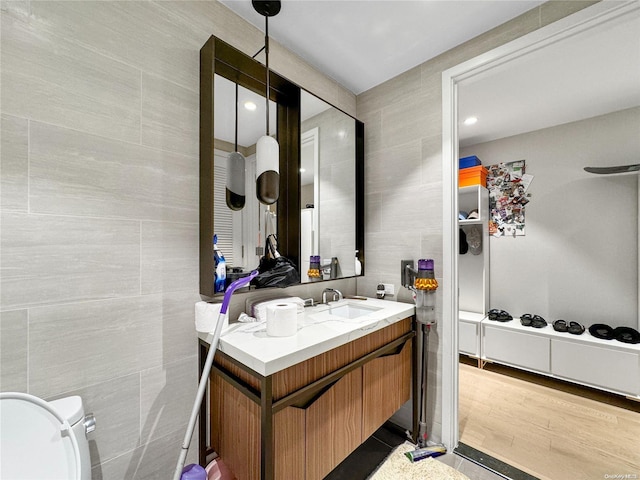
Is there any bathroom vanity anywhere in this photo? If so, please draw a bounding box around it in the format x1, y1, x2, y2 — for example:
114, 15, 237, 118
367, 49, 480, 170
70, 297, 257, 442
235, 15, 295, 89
197, 298, 415, 480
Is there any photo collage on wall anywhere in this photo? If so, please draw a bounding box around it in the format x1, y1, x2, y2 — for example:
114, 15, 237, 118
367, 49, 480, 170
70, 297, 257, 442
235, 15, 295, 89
487, 160, 533, 237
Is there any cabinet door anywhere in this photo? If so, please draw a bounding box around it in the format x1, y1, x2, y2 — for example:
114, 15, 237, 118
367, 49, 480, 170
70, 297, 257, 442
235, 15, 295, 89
305, 368, 363, 480
551, 339, 640, 395
214, 378, 261, 480
483, 325, 550, 373
362, 339, 412, 440
459, 321, 479, 356
274, 407, 305, 480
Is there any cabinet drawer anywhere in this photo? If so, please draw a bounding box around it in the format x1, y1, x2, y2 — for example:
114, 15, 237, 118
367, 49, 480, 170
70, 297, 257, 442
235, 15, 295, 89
459, 321, 479, 356
551, 339, 640, 395
483, 325, 550, 372
362, 339, 412, 440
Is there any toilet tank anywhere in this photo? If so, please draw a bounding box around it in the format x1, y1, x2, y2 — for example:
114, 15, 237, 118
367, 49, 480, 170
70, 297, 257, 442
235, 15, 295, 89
49, 396, 94, 480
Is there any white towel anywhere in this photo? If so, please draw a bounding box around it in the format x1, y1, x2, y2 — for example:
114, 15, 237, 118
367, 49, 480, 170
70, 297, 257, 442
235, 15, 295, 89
252, 297, 305, 323
195, 302, 224, 333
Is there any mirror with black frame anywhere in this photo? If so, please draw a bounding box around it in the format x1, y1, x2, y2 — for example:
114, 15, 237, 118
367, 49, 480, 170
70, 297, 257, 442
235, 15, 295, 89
200, 36, 364, 297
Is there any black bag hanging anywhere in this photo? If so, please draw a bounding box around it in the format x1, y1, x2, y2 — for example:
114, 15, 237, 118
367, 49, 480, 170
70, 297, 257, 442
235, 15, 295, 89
253, 234, 299, 288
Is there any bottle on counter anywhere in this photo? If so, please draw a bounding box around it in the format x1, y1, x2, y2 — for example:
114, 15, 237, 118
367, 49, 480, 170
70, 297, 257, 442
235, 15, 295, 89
308, 255, 321, 282
213, 234, 226, 293
330, 257, 339, 279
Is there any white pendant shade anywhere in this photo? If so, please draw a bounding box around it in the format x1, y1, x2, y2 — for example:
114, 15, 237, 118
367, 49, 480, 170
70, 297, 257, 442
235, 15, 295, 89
257, 135, 279, 172
256, 135, 280, 205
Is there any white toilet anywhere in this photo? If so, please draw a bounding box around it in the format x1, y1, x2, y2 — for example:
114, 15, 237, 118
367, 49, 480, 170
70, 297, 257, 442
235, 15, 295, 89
0, 392, 95, 480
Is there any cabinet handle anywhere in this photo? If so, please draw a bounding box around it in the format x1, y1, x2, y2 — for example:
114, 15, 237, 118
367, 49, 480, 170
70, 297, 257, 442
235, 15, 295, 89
289, 378, 342, 410
376, 338, 410, 359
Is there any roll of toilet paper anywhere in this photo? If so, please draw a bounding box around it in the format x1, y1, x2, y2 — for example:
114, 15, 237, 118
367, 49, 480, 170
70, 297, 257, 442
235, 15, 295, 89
195, 302, 224, 333
266, 303, 298, 337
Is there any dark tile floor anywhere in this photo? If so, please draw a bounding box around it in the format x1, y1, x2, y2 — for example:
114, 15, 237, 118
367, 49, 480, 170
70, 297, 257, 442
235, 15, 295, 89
323, 423, 409, 480
323, 422, 538, 480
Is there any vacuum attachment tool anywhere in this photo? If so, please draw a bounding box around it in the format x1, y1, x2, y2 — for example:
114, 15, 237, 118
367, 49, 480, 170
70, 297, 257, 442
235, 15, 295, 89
404, 445, 446, 462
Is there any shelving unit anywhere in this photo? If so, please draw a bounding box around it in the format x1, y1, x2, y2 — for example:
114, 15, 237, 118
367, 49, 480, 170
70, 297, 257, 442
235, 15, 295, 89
459, 185, 489, 362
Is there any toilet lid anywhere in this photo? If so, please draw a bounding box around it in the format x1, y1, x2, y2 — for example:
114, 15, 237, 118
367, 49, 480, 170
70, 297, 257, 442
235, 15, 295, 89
49, 395, 84, 426
0, 392, 82, 480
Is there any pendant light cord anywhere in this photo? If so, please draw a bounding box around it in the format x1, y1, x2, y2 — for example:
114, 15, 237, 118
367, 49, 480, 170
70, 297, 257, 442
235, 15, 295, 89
265, 15, 270, 136
234, 83, 239, 151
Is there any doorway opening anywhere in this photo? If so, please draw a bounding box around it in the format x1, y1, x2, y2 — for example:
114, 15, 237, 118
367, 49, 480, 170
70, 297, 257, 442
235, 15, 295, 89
441, 2, 640, 478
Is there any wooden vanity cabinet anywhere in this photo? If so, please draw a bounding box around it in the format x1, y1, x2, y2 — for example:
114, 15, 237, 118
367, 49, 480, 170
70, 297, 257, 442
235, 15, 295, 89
205, 317, 414, 480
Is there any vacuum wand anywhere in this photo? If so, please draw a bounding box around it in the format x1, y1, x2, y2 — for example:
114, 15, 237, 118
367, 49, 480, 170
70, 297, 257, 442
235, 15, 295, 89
402, 259, 438, 450
173, 270, 259, 480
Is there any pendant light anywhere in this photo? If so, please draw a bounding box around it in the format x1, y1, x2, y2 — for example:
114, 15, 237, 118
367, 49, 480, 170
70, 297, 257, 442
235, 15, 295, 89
253, 0, 281, 205
226, 83, 246, 211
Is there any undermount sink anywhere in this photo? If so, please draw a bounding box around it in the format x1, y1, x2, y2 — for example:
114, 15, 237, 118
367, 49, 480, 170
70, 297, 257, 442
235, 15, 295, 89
328, 302, 382, 319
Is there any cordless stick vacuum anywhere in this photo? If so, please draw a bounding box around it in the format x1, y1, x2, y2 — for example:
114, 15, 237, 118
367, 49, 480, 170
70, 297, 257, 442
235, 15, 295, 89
173, 270, 259, 480
403, 259, 445, 460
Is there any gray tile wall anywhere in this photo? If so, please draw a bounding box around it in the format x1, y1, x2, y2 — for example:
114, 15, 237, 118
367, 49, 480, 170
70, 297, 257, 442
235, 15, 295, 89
0, 1, 354, 479
355, 0, 597, 444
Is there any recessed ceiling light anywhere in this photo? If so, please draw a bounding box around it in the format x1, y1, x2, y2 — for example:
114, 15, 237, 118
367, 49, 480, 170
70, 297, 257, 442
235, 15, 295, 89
299, 168, 306, 173
463, 116, 478, 126
244, 101, 257, 111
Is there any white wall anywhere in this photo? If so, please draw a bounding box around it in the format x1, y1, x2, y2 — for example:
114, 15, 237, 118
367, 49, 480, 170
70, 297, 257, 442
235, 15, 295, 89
461, 107, 639, 329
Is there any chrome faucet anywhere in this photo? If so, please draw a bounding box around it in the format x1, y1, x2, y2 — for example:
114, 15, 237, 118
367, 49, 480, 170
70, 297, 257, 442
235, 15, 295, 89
322, 288, 343, 304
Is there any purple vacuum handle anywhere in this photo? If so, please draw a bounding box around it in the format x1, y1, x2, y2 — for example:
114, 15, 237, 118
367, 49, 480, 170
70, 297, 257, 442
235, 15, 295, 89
221, 270, 259, 314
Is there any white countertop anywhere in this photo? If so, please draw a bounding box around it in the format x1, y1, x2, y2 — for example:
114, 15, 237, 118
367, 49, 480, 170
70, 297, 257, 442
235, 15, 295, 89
199, 297, 415, 376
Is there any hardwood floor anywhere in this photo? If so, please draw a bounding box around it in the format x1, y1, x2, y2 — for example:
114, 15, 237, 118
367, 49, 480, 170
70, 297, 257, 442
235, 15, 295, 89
459, 358, 640, 480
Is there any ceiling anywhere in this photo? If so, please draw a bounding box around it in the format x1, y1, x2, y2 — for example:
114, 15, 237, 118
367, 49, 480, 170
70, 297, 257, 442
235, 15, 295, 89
214, 75, 330, 147
216, 1, 640, 150
219, 0, 546, 94
458, 6, 640, 147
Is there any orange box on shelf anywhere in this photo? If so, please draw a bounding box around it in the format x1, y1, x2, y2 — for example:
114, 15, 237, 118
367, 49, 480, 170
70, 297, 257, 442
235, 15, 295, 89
459, 165, 488, 187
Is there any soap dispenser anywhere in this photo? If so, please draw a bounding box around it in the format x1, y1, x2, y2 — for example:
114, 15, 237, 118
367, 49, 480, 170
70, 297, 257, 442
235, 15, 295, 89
354, 250, 362, 276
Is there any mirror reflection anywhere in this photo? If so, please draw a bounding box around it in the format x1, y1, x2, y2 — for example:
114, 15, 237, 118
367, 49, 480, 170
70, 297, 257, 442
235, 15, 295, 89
213, 74, 277, 275
300, 90, 356, 282
213, 74, 358, 285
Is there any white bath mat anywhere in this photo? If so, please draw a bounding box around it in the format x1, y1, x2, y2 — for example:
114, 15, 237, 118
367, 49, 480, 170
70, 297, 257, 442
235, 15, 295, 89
368, 442, 471, 480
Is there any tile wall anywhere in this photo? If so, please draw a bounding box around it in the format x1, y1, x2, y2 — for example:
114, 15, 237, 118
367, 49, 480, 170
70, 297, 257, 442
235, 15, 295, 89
355, 0, 598, 443
0, 1, 354, 478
